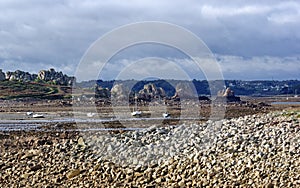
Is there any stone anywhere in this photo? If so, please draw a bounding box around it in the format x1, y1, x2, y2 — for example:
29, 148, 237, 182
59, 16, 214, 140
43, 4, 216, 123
77, 137, 85, 147
21, 149, 41, 159
155, 177, 162, 183
66, 169, 81, 179
265, 182, 274, 188
21, 173, 30, 179
178, 180, 185, 187
30, 164, 42, 171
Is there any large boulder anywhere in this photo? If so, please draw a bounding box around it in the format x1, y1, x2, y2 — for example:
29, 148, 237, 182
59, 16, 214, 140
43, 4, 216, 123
0, 69, 5, 81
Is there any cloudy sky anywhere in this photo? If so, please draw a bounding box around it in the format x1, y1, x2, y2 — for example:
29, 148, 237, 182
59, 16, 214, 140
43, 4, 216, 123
0, 0, 299, 80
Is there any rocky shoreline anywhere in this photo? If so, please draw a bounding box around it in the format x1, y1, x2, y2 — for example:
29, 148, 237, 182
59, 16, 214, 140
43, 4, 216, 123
0, 110, 300, 187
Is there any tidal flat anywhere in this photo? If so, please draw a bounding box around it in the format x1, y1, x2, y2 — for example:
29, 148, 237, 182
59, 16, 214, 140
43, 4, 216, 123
0, 98, 300, 187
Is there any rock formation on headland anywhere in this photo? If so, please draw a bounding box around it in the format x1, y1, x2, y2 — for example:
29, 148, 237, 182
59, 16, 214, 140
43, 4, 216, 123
0, 68, 75, 86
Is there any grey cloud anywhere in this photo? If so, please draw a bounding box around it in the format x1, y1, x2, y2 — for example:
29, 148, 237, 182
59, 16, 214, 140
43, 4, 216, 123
0, 0, 299, 80
74, 55, 300, 81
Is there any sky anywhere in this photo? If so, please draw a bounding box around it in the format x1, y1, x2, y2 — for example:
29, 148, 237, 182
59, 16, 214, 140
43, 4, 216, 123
0, 0, 299, 81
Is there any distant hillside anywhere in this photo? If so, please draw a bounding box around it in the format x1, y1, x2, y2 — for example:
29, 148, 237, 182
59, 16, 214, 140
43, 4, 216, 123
78, 79, 300, 97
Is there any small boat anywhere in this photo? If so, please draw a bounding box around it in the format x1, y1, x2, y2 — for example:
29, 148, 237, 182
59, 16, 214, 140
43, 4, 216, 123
87, 112, 96, 118
131, 110, 142, 116
163, 112, 170, 118
26, 112, 33, 116
33, 114, 44, 118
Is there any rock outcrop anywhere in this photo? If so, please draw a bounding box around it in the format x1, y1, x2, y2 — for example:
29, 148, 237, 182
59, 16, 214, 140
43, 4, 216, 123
38, 68, 75, 85
5, 70, 37, 82
218, 87, 235, 97
111, 83, 130, 101
95, 86, 110, 98
1, 68, 74, 86
216, 87, 240, 102
0, 69, 5, 81
138, 83, 165, 101
172, 82, 198, 99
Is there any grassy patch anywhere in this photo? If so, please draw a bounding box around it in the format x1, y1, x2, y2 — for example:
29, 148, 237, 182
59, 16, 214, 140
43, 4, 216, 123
0, 80, 69, 100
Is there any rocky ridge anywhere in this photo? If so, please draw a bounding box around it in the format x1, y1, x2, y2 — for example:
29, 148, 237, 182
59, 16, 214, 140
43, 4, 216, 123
5, 70, 37, 82
0, 68, 75, 86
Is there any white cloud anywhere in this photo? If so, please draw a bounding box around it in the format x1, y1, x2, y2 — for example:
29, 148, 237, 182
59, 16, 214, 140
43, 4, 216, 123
201, 5, 270, 18
217, 55, 300, 80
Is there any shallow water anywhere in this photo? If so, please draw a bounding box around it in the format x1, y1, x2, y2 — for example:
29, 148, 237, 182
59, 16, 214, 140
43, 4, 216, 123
0, 122, 146, 132
0, 117, 203, 132
0, 123, 42, 131
271, 101, 300, 105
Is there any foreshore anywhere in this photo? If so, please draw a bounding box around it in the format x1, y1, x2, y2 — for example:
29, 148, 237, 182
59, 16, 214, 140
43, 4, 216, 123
1, 108, 300, 187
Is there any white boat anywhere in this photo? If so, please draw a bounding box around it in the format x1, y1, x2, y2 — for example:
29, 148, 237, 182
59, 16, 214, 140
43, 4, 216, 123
87, 112, 96, 118
163, 112, 170, 118
33, 114, 44, 118
26, 112, 33, 116
131, 110, 142, 116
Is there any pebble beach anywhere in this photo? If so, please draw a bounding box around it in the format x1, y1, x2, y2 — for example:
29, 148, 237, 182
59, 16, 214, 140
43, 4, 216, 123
1, 110, 300, 187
